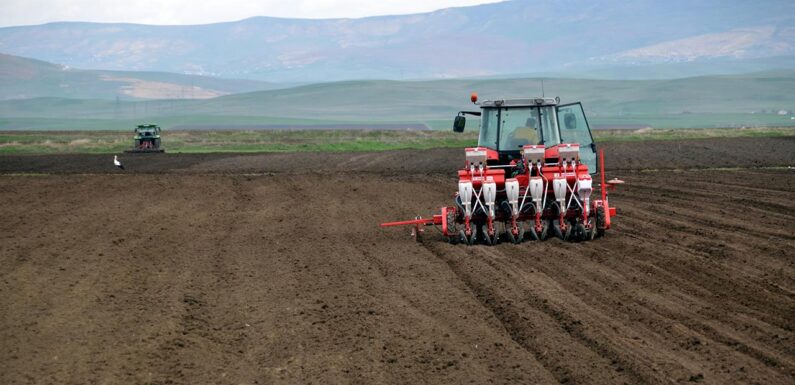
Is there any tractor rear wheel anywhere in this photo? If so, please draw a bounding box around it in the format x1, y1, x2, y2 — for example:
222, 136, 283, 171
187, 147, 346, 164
595, 206, 607, 238
446, 211, 459, 244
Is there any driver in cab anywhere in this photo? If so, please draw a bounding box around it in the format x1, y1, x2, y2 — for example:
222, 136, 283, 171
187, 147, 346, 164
506, 117, 541, 149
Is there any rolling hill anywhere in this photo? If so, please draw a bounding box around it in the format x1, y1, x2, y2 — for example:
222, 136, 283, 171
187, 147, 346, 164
0, 53, 281, 101
1, 70, 793, 130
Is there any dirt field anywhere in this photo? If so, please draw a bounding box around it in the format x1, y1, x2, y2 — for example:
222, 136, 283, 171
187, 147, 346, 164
1, 137, 793, 385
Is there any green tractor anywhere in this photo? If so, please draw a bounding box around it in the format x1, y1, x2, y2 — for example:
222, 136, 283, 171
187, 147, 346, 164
125, 124, 164, 153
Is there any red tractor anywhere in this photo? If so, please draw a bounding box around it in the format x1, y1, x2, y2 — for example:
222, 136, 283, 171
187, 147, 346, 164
381, 93, 622, 244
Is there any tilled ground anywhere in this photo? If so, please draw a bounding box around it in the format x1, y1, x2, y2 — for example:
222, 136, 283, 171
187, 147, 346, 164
1, 137, 793, 385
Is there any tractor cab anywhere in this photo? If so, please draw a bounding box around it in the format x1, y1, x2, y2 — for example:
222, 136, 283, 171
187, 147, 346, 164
135, 124, 160, 138
453, 96, 597, 173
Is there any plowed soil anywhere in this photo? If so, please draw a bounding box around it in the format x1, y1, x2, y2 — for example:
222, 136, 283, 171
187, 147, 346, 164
1, 137, 794, 385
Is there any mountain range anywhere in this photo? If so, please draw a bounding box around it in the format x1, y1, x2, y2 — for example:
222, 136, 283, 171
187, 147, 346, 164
1, 0, 794, 131
1, 0, 793, 82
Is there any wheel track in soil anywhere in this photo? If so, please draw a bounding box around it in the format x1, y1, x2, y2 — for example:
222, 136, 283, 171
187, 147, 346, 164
617, 216, 792, 298
145, 176, 256, 384
621, 183, 795, 235
619, 183, 794, 283
474, 244, 705, 385
606, 174, 793, 381
536, 238, 787, 381
420, 241, 648, 384
485, 246, 662, 385
286, 174, 550, 383
619, 207, 794, 296
414, 170, 793, 384
421, 230, 793, 384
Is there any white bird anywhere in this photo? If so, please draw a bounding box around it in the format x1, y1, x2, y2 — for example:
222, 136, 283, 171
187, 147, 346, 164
114, 155, 125, 170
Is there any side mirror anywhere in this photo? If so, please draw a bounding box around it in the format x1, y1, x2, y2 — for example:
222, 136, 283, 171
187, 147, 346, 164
453, 115, 466, 133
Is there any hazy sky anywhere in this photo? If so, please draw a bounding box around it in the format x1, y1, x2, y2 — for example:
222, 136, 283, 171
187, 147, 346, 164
0, 0, 503, 27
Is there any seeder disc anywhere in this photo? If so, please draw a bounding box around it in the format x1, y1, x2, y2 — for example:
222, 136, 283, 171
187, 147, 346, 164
481, 224, 498, 246
552, 219, 564, 240
587, 217, 597, 241
527, 220, 549, 241
574, 222, 587, 242
459, 229, 475, 246
506, 221, 524, 244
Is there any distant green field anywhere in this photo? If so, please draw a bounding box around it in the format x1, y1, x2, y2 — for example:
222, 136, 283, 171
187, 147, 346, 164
2, 70, 795, 132
0, 116, 364, 131
1, 111, 793, 132
1, 127, 793, 155
0, 130, 476, 154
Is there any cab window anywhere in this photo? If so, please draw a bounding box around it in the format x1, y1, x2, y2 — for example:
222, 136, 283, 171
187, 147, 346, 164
499, 107, 541, 150
558, 102, 596, 173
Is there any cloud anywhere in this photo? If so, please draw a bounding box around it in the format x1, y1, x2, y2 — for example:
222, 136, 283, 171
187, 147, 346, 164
0, 0, 503, 27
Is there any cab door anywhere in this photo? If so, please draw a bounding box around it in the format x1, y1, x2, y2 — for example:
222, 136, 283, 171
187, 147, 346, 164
557, 102, 597, 174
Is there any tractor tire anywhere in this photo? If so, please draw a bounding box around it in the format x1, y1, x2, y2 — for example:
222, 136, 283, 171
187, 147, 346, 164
595, 206, 607, 238
447, 211, 459, 244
